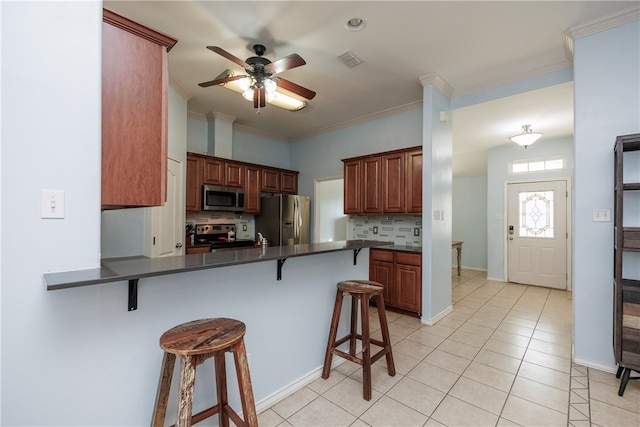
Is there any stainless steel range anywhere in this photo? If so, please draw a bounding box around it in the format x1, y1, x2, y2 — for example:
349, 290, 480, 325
194, 224, 255, 251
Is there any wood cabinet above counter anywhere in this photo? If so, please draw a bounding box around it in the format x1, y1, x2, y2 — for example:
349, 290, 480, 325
343, 146, 422, 215
186, 153, 299, 213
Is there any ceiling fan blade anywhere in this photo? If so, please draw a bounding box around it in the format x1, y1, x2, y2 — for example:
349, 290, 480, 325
198, 75, 245, 88
277, 78, 316, 100
265, 53, 306, 75
207, 46, 248, 68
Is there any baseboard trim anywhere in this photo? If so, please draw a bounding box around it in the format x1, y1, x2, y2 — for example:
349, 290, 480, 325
420, 305, 453, 326
573, 355, 617, 374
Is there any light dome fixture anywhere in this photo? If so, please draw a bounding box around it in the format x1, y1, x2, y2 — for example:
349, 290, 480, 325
509, 124, 542, 149
345, 17, 366, 31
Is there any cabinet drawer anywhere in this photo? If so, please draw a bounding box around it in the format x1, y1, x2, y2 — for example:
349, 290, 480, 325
395, 252, 421, 266
371, 249, 394, 262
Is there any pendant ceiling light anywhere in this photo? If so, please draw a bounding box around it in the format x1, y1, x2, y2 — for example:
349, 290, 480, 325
509, 124, 542, 149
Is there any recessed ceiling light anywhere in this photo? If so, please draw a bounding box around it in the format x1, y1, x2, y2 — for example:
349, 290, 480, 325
345, 17, 365, 31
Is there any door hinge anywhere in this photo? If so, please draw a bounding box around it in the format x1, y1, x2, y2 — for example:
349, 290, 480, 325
153, 236, 156, 245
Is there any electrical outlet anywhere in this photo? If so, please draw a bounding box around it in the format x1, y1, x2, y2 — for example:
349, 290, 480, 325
372, 226, 378, 234
592, 208, 611, 222
242, 224, 247, 231
413, 228, 420, 236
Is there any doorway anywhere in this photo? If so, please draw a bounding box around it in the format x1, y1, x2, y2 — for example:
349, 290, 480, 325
314, 178, 347, 243
507, 180, 568, 289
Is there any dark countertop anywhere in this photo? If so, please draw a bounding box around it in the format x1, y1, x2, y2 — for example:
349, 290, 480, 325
44, 240, 394, 291
373, 245, 422, 254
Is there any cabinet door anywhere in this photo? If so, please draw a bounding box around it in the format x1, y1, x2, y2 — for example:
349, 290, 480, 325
281, 171, 298, 194
101, 11, 176, 208
261, 168, 280, 192
185, 154, 203, 212
383, 153, 405, 213
244, 165, 261, 214
406, 149, 423, 213
370, 250, 395, 306
203, 158, 224, 185
343, 159, 361, 214
225, 162, 245, 187
362, 156, 383, 213
394, 252, 422, 312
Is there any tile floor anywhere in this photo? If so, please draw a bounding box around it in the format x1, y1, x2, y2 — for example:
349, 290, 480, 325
258, 269, 640, 426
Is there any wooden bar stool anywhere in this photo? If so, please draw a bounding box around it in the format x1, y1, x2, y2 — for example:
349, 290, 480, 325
151, 318, 258, 427
322, 280, 395, 400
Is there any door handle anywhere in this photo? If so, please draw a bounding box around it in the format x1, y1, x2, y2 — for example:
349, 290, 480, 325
509, 237, 514, 240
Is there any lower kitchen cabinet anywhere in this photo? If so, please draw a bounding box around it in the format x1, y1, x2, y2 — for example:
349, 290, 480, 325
370, 248, 422, 315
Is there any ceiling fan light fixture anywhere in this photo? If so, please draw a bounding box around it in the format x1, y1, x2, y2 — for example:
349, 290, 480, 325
264, 78, 277, 93
241, 88, 254, 101
269, 92, 306, 111
345, 17, 366, 31
509, 124, 542, 149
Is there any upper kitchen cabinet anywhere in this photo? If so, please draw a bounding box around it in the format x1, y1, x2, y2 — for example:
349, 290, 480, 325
203, 157, 244, 188
343, 146, 422, 215
186, 153, 204, 212
261, 168, 299, 194
280, 170, 299, 194
101, 9, 177, 208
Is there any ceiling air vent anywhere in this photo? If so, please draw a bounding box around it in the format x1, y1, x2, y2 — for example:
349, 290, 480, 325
337, 50, 363, 68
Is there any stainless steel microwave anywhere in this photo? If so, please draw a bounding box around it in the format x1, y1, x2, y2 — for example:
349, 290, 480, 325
202, 185, 245, 212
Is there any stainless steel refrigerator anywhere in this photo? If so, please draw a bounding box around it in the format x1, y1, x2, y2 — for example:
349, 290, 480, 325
255, 195, 310, 246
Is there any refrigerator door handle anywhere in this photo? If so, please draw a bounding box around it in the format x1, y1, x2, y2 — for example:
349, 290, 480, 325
294, 197, 299, 243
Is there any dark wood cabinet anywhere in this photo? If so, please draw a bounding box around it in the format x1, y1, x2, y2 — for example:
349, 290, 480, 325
280, 170, 299, 194
101, 9, 177, 208
203, 157, 225, 185
343, 146, 421, 214
225, 162, 245, 188
613, 133, 640, 394
261, 168, 281, 192
244, 165, 261, 214
186, 154, 203, 212
260, 168, 298, 194
370, 248, 422, 315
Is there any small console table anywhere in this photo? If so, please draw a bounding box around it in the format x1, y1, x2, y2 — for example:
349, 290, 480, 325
452, 241, 463, 276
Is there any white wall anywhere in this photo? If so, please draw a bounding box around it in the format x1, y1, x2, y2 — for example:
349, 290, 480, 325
573, 20, 640, 368
315, 178, 347, 243
452, 176, 488, 270
486, 136, 574, 281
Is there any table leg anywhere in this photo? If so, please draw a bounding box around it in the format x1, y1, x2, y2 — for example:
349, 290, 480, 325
456, 247, 461, 276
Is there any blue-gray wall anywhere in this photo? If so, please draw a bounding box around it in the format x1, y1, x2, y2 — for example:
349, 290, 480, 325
452, 176, 488, 270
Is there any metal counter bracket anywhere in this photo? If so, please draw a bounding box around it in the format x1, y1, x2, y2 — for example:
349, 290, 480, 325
353, 248, 362, 265
128, 279, 138, 311
277, 258, 287, 280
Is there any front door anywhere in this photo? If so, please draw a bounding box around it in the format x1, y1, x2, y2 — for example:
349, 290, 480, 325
507, 180, 567, 289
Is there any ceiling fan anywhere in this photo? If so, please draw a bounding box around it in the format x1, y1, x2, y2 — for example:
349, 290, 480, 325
198, 44, 316, 111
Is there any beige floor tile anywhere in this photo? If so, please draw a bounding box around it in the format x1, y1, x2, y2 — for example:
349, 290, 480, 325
501, 395, 567, 426
473, 348, 522, 374
589, 376, 640, 414
510, 376, 569, 414
589, 367, 640, 393
458, 322, 496, 339
387, 321, 421, 339
449, 329, 489, 348
569, 402, 590, 420
386, 377, 446, 416
424, 418, 447, 427
334, 359, 361, 377
448, 376, 508, 415
321, 376, 381, 417
517, 360, 570, 391
424, 349, 471, 375
491, 330, 531, 347
483, 338, 527, 359
257, 409, 286, 427
496, 417, 523, 426
435, 317, 464, 330
374, 350, 420, 375
467, 314, 503, 329
271, 387, 320, 419
497, 322, 535, 337
287, 396, 357, 427
501, 316, 538, 329
523, 348, 571, 374
349, 362, 402, 394
535, 320, 572, 337
392, 337, 434, 360
590, 399, 640, 427
359, 395, 429, 427
532, 329, 572, 345
462, 361, 516, 392
392, 314, 423, 329
420, 323, 457, 338
569, 420, 591, 427
437, 338, 482, 360
570, 388, 589, 404
431, 395, 499, 426
527, 337, 572, 359
405, 329, 447, 348
306, 370, 347, 395
406, 361, 460, 393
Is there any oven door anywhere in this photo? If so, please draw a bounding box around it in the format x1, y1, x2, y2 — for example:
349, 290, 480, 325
202, 185, 242, 212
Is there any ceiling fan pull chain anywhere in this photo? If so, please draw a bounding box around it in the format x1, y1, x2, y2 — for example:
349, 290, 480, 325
256, 89, 261, 115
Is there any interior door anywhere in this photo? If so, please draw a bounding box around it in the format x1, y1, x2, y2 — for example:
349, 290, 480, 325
507, 180, 567, 289
150, 156, 184, 257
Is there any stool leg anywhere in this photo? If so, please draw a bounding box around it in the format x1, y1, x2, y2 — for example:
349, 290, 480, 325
176, 355, 197, 427
360, 293, 372, 401
376, 294, 396, 376
233, 338, 258, 427
151, 352, 176, 427
322, 290, 344, 379
349, 294, 358, 357
214, 352, 229, 427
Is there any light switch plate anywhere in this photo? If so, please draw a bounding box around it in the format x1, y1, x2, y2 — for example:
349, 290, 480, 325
41, 190, 65, 219
592, 208, 611, 222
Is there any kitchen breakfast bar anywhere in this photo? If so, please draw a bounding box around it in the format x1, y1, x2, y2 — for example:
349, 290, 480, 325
44, 240, 397, 419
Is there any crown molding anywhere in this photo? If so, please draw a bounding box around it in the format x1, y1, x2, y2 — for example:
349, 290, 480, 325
564, 4, 639, 42
452, 60, 573, 99
169, 76, 192, 101
209, 112, 236, 123
233, 123, 290, 142
187, 110, 207, 121
290, 100, 422, 142
418, 73, 454, 98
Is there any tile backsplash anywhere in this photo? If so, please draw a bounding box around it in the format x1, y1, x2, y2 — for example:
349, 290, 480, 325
350, 214, 422, 247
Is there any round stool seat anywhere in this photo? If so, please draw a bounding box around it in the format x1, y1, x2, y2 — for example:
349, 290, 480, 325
337, 280, 383, 294
160, 318, 246, 356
